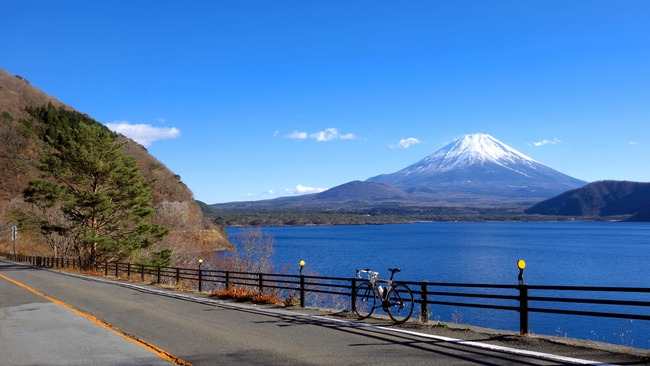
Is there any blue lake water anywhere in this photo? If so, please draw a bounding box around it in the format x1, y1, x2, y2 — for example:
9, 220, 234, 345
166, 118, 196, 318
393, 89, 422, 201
226, 222, 650, 349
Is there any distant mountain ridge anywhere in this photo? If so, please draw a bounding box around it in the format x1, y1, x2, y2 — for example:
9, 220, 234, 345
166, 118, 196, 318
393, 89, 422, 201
525, 180, 650, 221
367, 134, 587, 204
213, 181, 412, 211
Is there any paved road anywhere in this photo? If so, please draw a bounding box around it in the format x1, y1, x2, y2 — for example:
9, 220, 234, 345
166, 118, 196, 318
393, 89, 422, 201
1, 259, 648, 365
0, 261, 172, 365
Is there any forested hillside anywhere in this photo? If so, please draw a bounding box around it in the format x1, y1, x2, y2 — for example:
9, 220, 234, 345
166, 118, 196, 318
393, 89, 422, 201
0, 67, 232, 264
525, 180, 650, 221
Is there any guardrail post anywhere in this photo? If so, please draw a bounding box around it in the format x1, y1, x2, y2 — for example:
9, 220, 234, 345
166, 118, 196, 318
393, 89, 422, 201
141, 264, 145, 281
176, 268, 180, 285
299, 273, 305, 307
519, 284, 529, 335
351, 278, 357, 312
198, 268, 203, 292
518, 260, 529, 335
157, 266, 161, 284
115, 262, 119, 278
258, 273, 264, 294
421, 281, 429, 323
104, 261, 108, 276
225, 271, 231, 289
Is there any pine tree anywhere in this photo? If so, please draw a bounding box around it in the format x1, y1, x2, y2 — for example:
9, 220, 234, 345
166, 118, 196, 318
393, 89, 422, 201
23, 106, 169, 266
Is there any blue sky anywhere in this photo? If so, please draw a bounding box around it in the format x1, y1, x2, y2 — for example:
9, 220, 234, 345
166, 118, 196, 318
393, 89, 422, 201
2, 1, 649, 203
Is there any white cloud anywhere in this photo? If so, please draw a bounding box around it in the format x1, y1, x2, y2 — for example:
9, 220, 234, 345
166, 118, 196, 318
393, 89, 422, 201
629, 141, 639, 145
285, 128, 356, 142
390, 137, 421, 149
106, 121, 181, 147
310, 128, 356, 142
286, 130, 308, 139
532, 138, 562, 147
285, 184, 328, 195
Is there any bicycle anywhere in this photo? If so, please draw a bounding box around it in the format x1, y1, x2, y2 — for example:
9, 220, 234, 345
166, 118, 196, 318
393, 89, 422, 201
353, 268, 414, 324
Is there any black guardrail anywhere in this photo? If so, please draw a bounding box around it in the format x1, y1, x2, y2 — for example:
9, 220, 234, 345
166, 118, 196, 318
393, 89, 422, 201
2, 252, 649, 336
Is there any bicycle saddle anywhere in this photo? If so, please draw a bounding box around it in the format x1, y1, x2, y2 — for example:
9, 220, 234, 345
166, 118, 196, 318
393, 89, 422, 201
388, 268, 401, 273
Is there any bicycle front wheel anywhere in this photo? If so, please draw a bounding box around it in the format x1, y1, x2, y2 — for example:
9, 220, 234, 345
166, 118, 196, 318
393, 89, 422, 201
386, 283, 414, 324
353, 281, 376, 319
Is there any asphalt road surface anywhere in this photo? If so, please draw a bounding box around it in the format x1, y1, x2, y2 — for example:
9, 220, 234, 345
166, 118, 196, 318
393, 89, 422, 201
1, 259, 648, 365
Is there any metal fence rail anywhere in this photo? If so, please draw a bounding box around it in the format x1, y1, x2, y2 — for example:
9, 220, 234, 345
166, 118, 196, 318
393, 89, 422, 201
2, 252, 649, 336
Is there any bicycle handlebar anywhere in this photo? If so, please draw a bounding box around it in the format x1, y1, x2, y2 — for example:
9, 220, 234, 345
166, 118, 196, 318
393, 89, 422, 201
357, 268, 403, 281
356, 268, 378, 278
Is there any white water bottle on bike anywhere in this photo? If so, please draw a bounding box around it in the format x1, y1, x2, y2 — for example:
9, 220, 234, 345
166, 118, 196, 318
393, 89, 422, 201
377, 285, 384, 298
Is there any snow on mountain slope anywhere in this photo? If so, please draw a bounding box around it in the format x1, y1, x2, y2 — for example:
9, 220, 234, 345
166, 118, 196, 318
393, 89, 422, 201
367, 133, 587, 203
403, 134, 537, 176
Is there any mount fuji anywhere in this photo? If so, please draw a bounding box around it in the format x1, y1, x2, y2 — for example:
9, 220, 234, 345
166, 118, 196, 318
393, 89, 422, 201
213, 134, 588, 212
366, 134, 587, 204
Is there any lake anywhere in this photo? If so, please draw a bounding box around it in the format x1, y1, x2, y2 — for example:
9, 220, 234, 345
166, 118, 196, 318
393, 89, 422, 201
226, 222, 650, 349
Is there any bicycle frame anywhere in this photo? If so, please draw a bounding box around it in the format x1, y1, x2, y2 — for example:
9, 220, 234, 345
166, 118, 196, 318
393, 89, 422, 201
356, 269, 396, 308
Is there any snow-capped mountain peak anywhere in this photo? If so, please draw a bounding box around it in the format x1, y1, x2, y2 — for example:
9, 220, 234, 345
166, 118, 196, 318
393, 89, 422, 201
366, 133, 586, 203
405, 133, 537, 174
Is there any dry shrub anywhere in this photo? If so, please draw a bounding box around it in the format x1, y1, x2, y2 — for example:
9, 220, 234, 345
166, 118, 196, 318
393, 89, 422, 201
80, 268, 103, 277
213, 286, 282, 305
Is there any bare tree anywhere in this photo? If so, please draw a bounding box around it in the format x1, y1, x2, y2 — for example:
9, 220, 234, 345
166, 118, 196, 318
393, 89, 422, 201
228, 227, 275, 273
10, 203, 76, 258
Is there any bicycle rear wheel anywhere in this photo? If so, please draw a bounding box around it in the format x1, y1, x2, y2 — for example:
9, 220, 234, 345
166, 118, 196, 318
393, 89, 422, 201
386, 283, 413, 324
353, 282, 376, 319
